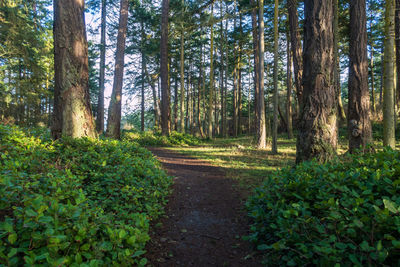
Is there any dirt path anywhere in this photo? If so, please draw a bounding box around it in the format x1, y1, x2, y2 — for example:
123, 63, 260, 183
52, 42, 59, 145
146, 148, 261, 267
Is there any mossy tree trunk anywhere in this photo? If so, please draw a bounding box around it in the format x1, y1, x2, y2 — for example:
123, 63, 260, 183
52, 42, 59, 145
106, 0, 129, 139
52, 0, 97, 140
383, 0, 396, 148
296, 0, 337, 163
348, 0, 372, 153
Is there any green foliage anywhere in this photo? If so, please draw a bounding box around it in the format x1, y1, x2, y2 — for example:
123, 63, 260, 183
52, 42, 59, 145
247, 149, 400, 266
0, 125, 172, 266
123, 130, 201, 147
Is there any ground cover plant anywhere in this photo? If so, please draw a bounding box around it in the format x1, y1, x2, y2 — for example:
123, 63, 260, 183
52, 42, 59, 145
0, 125, 172, 266
247, 149, 400, 266
123, 130, 201, 147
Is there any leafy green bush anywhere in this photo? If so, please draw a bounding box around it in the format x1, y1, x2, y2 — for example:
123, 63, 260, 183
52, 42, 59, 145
247, 149, 400, 266
0, 125, 172, 266
123, 130, 200, 147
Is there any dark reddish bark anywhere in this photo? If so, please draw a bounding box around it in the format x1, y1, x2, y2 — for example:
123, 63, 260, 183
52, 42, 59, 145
296, 0, 337, 163
287, 0, 303, 112
52, 0, 96, 139
161, 0, 170, 135
106, 0, 129, 139
348, 0, 372, 152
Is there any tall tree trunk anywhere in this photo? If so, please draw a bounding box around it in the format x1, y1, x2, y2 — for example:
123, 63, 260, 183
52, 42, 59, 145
143, 64, 161, 128
233, 0, 238, 137
96, 0, 106, 133
238, 13, 243, 135
257, 0, 267, 149
161, 0, 170, 135
272, 0, 279, 154
141, 19, 145, 132
296, 0, 337, 163
198, 37, 205, 137
334, 0, 346, 122
348, 0, 372, 152
383, 0, 396, 148
180, 30, 185, 132
396, 0, 400, 108
370, 44, 376, 113
174, 78, 178, 130
52, 0, 97, 139
251, 0, 260, 133
224, 14, 229, 137
106, 0, 129, 139
286, 31, 294, 139
208, 4, 215, 138
220, 0, 225, 136
287, 0, 303, 113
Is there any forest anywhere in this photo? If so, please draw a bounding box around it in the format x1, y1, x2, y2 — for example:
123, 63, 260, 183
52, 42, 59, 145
0, 0, 400, 266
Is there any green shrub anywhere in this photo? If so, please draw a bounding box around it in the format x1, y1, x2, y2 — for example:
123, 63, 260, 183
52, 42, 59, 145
247, 149, 400, 266
0, 125, 172, 266
122, 130, 200, 147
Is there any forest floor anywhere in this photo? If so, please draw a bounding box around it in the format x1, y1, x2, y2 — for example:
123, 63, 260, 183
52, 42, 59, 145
145, 147, 262, 266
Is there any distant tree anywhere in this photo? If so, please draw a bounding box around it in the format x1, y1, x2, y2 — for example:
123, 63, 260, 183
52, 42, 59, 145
296, 0, 337, 163
52, 0, 96, 139
106, 0, 130, 139
348, 0, 372, 152
96, 0, 107, 133
272, 0, 279, 154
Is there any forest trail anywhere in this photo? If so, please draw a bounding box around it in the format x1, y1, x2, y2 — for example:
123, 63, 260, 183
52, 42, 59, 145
146, 148, 261, 267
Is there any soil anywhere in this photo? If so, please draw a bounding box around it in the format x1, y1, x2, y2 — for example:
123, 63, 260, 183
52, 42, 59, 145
146, 148, 262, 267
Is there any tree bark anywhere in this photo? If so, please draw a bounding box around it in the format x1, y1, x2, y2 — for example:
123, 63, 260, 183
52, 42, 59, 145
251, 0, 260, 132
348, 0, 372, 153
396, 0, 400, 108
257, 0, 267, 149
287, 0, 303, 113
272, 0, 279, 154
52, 0, 97, 139
161, 0, 170, 135
208, 4, 215, 138
383, 0, 396, 148
179, 30, 185, 132
106, 0, 129, 139
96, 0, 106, 133
286, 31, 294, 139
296, 0, 337, 163
220, 0, 225, 136
370, 44, 376, 113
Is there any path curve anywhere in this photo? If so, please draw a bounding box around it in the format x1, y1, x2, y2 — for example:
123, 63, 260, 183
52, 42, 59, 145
146, 148, 261, 267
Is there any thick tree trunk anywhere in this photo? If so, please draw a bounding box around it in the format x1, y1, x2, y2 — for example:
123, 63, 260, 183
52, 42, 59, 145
348, 0, 372, 152
257, 0, 267, 149
96, 0, 106, 133
251, 0, 260, 133
272, 0, 279, 154
52, 0, 96, 139
161, 0, 170, 135
296, 0, 337, 163
286, 32, 294, 139
287, 0, 303, 112
383, 0, 396, 148
106, 0, 129, 139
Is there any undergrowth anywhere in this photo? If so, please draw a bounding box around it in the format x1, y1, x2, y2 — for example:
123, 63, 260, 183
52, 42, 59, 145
0, 125, 172, 266
247, 149, 400, 266
122, 130, 200, 147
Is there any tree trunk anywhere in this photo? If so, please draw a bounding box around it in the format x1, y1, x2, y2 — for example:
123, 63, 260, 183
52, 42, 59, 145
179, 31, 185, 132
96, 0, 106, 133
198, 36, 205, 138
220, 0, 225, 136
383, 0, 396, 148
251, 0, 260, 133
106, 0, 129, 139
286, 31, 294, 139
396, 0, 400, 108
208, 4, 215, 138
238, 13, 243, 135
296, 0, 337, 163
257, 0, 267, 149
287, 0, 303, 113
141, 19, 145, 132
370, 44, 376, 113
348, 0, 372, 152
333, 0, 346, 122
161, 0, 170, 135
272, 0, 279, 154
52, 0, 97, 139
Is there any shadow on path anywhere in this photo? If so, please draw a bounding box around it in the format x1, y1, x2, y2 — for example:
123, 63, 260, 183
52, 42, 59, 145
146, 148, 261, 267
